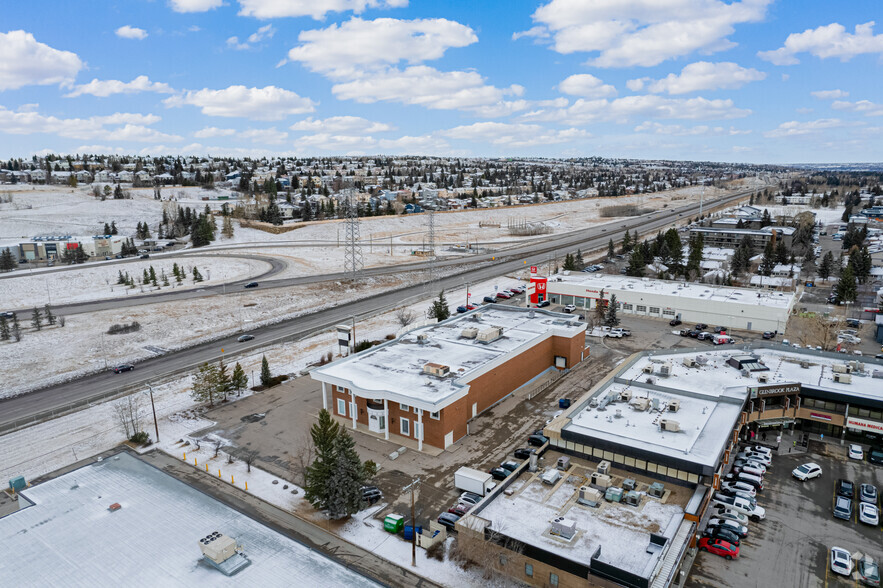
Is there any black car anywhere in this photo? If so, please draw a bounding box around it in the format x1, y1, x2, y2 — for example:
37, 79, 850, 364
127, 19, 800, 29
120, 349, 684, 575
244, 282, 259, 288
845, 318, 861, 328
456, 305, 469, 313
688, 330, 701, 338
703, 526, 741, 547
714, 326, 728, 334
237, 334, 255, 342
112, 364, 135, 373
361, 486, 383, 504
669, 319, 682, 326
489, 467, 510, 481
500, 460, 520, 472
695, 323, 708, 330
437, 512, 460, 531
762, 331, 774, 339
537, 300, 551, 307
528, 434, 548, 447
139, 254, 149, 259
513, 447, 535, 460
871, 447, 883, 465
1, 311, 14, 319
483, 295, 497, 303
836, 478, 855, 499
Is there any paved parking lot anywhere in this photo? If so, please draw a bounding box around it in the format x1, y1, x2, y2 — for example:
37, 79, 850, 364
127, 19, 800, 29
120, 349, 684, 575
687, 444, 883, 588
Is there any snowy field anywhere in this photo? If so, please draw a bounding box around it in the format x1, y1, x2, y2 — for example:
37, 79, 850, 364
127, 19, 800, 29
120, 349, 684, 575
1, 255, 270, 308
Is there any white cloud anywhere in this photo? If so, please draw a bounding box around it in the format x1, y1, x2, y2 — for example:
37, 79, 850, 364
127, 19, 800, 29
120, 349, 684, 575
759, 21, 883, 65
330, 65, 524, 115
288, 17, 476, 77
523, 95, 750, 125
632, 62, 766, 95
0, 30, 83, 91
169, 0, 223, 13
164, 85, 316, 120
519, 0, 771, 67
439, 122, 589, 147
226, 36, 250, 50
296, 133, 378, 152
290, 116, 393, 134
831, 100, 883, 117
0, 105, 179, 143
811, 89, 849, 100
558, 74, 616, 98
73, 145, 126, 155
228, 24, 276, 50
634, 121, 751, 135
763, 118, 851, 138
376, 134, 452, 155
194, 126, 236, 138
115, 25, 148, 40
238, 0, 408, 20
241, 127, 288, 144
65, 76, 174, 98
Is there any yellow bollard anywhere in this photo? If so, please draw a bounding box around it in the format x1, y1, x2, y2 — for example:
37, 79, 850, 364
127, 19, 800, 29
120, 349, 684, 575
231, 475, 235, 485
183, 452, 186, 460
205, 463, 208, 473
218, 469, 222, 478
245, 481, 248, 491
194, 458, 197, 466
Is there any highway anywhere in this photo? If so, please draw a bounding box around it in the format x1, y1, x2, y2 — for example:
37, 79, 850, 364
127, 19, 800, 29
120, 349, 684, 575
0, 186, 757, 430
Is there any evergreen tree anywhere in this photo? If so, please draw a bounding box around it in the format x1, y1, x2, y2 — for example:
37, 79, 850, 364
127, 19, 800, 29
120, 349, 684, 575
103, 222, 111, 235
665, 228, 683, 272
626, 248, 645, 277
31, 307, 43, 331
143, 268, 150, 284
605, 294, 620, 327
759, 241, 775, 276
819, 251, 834, 280
305, 409, 341, 510
217, 359, 231, 399
428, 291, 450, 321
117, 270, 126, 285
574, 249, 585, 270
0, 247, 15, 271
685, 233, 704, 279
0, 316, 9, 340
110, 221, 118, 235
74, 243, 87, 263
11, 314, 21, 342
44, 305, 55, 326
607, 239, 615, 259
301, 198, 313, 221
836, 264, 857, 303
594, 289, 606, 323
761, 208, 771, 226
621, 230, 632, 254
148, 266, 157, 286
193, 267, 203, 282
325, 431, 368, 519
191, 362, 220, 407
562, 253, 576, 271
260, 355, 272, 387
774, 240, 789, 265
231, 362, 248, 396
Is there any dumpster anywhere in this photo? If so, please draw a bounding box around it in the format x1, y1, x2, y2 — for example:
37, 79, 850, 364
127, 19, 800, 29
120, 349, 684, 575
403, 525, 423, 540
384, 514, 404, 533
558, 398, 571, 409
8, 476, 26, 492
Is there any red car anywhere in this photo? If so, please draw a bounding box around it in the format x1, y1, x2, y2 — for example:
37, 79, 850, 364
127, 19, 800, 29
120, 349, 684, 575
495, 291, 511, 299
466, 303, 479, 310
698, 537, 739, 560
448, 504, 471, 516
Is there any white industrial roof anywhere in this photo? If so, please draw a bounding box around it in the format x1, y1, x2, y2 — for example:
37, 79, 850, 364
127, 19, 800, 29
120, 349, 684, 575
551, 273, 795, 309
0, 452, 379, 587
312, 305, 584, 410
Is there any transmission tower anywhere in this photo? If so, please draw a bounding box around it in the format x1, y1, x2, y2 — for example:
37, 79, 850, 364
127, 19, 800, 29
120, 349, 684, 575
426, 192, 437, 283
343, 189, 363, 279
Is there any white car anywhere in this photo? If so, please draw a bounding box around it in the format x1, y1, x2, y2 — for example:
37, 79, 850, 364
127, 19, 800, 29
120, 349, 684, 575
848, 444, 864, 460
792, 462, 822, 481
736, 452, 771, 466
747, 445, 772, 457
563, 304, 577, 313
714, 507, 749, 526
831, 546, 853, 577
859, 502, 880, 526
721, 481, 756, 498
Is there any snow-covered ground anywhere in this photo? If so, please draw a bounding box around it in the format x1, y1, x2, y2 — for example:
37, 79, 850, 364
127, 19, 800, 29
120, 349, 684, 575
1, 256, 270, 308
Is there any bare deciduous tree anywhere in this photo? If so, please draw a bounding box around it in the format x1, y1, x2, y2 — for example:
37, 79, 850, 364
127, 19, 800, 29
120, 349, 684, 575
213, 439, 222, 458
452, 522, 523, 580
289, 432, 315, 486
113, 394, 144, 439
791, 313, 844, 351
244, 450, 259, 473
395, 307, 415, 328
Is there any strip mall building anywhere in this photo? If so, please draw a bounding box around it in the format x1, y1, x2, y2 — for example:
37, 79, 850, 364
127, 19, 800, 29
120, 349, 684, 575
310, 305, 588, 451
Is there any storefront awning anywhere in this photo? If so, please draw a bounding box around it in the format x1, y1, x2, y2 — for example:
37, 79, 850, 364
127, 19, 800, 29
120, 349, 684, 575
754, 417, 795, 428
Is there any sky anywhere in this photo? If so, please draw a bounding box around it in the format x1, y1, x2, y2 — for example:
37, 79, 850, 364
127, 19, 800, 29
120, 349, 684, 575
0, 0, 881, 164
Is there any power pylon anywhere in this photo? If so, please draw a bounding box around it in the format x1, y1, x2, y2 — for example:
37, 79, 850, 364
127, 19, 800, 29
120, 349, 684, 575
343, 189, 363, 279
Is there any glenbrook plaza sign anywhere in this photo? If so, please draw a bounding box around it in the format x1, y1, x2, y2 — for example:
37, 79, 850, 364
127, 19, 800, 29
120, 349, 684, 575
749, 383, 801, 398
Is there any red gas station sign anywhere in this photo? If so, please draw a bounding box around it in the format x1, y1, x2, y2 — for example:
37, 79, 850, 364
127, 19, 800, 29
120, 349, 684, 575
530, 266, 537, 274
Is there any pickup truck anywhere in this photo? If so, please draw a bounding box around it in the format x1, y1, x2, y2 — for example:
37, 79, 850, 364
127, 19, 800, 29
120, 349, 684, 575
712, 493, 766, 520
607, 328, 623, 338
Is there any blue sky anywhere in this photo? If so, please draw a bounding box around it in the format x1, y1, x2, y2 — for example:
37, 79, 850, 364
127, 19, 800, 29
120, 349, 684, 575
0, 0, 881, 163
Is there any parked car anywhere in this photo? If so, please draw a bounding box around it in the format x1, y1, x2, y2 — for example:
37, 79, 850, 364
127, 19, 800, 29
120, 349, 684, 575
831, 546, 854, 576
726, 471, 764, 491
237, 334, 255, 342
833, 496, 853, 520
733, 460, 766, 475
361, 486, 383, 504
792, 462, 822, 481
437, 512, 461, 531
846, 318, 862, 328
695, 323, 708, 330
513, 447, 535, 460
762, 331, 775, 339
466, 303, 480, 310
456, 306, 469, 313
0, 311, 15, 318
536, 300, 551, 307
484, 295, 497, 303
500, 460, 520, 473
563, 304, 577, 313
495, 291, 511, 300
736, 451, 771, 466
859, 502, 880, 525
669, 318, 682, 326
112, 364, 135, 373
858, 555, 881, 587
714, 507, 749, 526
836, 478, 855, 499
871, 447, 883, 465
719, 487, 755, 502
458, 492, 482, 505
706, 518, 748, 538
746, 445, 772, 457
860, 483, 878, 504
244, 282, 259, 288
721, 481, 756, 498
447, 504, 471, 517
510, 286, 525, 294
489, 467, 510, 481
528, 434, 548, 447
697, 537, 739, 560
849, 444, 865, 460
139, 254, 149, 259
703, 526, 741, 546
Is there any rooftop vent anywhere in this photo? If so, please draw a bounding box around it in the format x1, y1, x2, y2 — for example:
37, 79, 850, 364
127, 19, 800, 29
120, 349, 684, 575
416, 334, 429, 345
833, 373, 852, 384
666, 400, 680, 413
619, 390, 633, 403
423, 363, 450, 377
659, 419, 681, 432
629, 397, 650, 411
460, 327, 478, 339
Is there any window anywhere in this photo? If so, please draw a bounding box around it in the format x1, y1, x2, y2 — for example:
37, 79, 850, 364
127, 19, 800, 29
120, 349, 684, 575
400, 403, 409, 411
336, 398, 346, 416
623, 303, 633, 310
350, 402, 357, 418
430, 411, 440, 420
414, 421, 423, 440
524, 563, 533, 578
550, 573, 559, 586
663, 309, 675, 316
413, 407, 422, 416
400, 417, 410, 436
636, 305, 647, 312
649, 307, 660, 314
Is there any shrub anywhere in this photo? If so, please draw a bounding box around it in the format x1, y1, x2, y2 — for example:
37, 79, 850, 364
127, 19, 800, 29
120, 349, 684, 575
107, 321, 141, 335
425, 541, 445, 561
130, 431, 150, 445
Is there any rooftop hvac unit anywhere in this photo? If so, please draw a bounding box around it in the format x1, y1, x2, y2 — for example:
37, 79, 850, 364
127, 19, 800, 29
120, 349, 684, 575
659, 362, 672, 377
848, 360, 858, 370
630, 397, 650, 411
550, 517, 577, 540
683, 357, 698, 368
557, 456, 571, 471
622, 478, 636, 491
460, 327, 478, 339
597, 460, 611, 476
800, 362, 810, 369
667, 400, 681, 413
589, 397, 599, 408
642, 364, 654, 374
605, 487, 624, 503
833, 373, 852, 384
579, 486, 603, 503
832, 364, 850, 374
873, 370, 883, 380
199, 532, 238, 564
659, 419, 681, 432
471, 313, 483, 321
648, 482, 665, 498
619, 390, 633, 403
651, 398, 661, 411
623, 491, 642, 507
614, 409, 623, 419
422, 363, 450, 377
476, 326, 502, 343
856, 362, 865, 373
416, 334, 429, 344
757, 373, 769, 383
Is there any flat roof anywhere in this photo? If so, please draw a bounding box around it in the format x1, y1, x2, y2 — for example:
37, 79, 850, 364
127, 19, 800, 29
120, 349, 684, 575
0, 452, 378, 587
476, 453, 686, 578
550, 273, 795, 309
312, 305, 584, 410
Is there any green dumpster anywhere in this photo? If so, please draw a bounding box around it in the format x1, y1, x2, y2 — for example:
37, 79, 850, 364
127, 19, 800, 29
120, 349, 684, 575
383, 514, 404, 533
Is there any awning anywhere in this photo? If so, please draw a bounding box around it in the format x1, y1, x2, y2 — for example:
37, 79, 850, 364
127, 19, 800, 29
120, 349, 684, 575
754, 417, 795, 428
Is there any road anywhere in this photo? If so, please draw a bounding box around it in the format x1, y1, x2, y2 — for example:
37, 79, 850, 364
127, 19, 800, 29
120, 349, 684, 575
0, 186, 759, 430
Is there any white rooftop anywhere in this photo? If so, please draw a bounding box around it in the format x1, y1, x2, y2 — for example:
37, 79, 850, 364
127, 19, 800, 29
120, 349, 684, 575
312, 305, 584, 410
552, 273, 795, 309
0, 452, 379, 587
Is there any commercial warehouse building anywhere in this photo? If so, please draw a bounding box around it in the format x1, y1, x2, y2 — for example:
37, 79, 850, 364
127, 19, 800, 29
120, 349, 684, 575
544, 273, 796, 333
17, 235, 124, 261
310, 305, 588, 451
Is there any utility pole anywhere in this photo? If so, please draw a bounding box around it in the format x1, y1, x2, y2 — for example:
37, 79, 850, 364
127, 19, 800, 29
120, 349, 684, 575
403, 477, 420, 567
147, 384, 159, 443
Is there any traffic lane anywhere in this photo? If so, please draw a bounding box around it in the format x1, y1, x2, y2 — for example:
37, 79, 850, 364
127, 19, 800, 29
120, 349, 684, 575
687, 450, 883, 588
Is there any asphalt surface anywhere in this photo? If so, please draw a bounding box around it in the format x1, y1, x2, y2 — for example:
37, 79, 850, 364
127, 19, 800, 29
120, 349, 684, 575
0, 187, 760, 430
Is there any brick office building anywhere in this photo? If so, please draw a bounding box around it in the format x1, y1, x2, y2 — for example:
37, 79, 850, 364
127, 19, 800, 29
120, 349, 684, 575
310, 305, 588, 451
